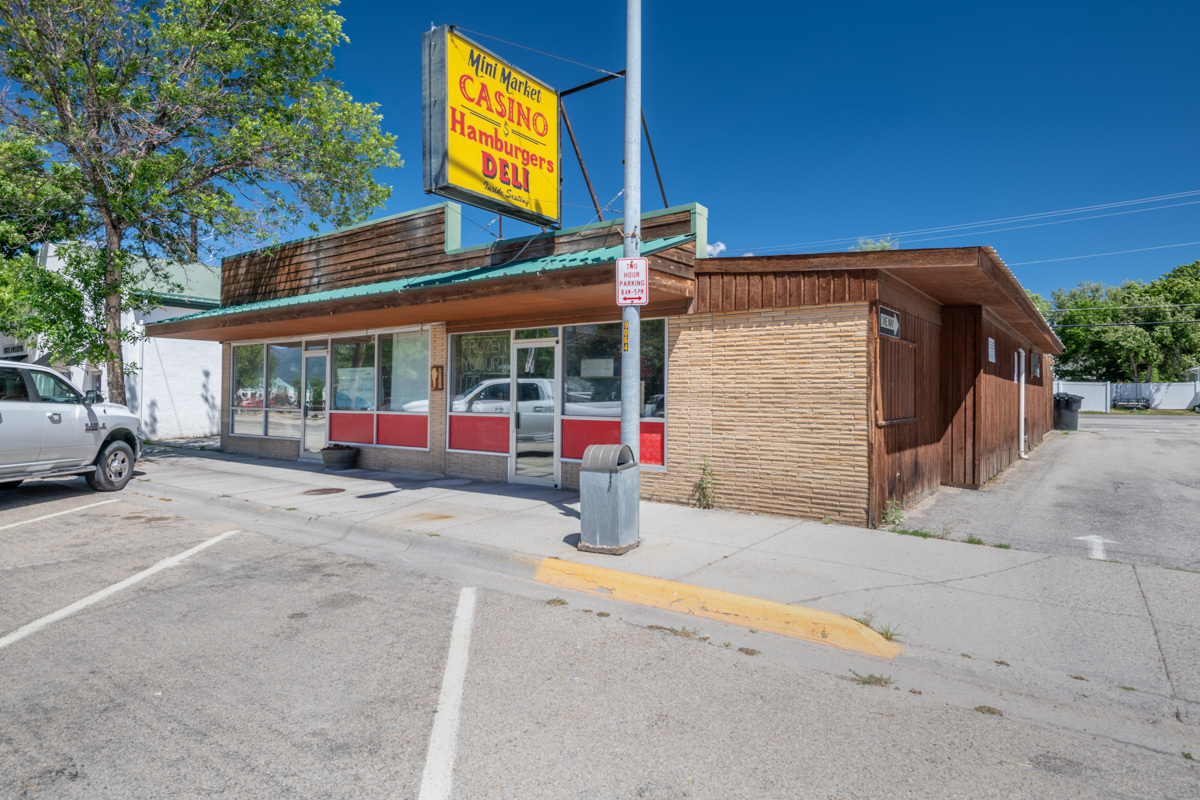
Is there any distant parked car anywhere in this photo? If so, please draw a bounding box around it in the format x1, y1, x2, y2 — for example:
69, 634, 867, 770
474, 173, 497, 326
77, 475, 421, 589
0, 360, 142, 491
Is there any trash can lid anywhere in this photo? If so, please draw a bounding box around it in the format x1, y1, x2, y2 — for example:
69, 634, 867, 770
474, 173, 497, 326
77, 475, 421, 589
580, 443, 637, 471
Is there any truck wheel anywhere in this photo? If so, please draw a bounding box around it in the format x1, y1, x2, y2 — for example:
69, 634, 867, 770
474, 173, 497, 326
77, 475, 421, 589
86, 440, 135, 492
0, 480, 23, 490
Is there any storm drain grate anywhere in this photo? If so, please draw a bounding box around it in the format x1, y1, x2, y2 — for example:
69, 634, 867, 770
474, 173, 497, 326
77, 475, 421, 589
302, 488, 346, 496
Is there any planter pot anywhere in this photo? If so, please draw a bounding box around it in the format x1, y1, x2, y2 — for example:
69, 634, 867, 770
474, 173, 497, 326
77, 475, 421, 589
321, 448, 358, 471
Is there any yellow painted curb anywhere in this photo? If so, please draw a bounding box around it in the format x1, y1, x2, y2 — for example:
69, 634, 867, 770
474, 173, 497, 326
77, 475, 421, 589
534, 559, 901, 659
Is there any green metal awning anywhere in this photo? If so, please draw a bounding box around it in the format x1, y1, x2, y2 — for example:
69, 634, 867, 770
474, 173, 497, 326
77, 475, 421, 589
157, 234, 693, 327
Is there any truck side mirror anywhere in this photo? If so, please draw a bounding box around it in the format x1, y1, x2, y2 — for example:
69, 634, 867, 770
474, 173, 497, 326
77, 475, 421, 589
84, 389, 104, 405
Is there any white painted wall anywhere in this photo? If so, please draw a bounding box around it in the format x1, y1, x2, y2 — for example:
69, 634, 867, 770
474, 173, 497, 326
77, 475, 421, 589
66, 306, 222, 439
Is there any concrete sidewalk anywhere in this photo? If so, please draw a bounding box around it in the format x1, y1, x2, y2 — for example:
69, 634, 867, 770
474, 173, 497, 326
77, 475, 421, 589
131, 445, 1200, 730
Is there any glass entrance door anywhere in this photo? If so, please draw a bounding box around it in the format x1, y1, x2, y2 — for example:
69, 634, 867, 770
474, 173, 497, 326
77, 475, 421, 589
302, 352, 328, 459
510, 342, 558, 485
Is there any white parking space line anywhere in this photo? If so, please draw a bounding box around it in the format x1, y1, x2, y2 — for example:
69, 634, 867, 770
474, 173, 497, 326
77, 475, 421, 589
418, 586, 477, 800
0, 529, 240, 651
0, 498, 121, 532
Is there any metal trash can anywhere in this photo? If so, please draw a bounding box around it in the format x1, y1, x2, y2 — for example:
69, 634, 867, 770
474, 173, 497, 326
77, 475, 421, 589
1053, 393, 1083, 431
578, 443, 640, 554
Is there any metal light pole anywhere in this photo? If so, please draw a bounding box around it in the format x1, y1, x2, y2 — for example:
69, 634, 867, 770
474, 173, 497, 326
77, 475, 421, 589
620, 0, 641, 464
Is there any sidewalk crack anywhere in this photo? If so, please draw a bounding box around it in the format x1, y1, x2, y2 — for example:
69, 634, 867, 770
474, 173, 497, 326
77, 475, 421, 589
1133, 564, 1179, 714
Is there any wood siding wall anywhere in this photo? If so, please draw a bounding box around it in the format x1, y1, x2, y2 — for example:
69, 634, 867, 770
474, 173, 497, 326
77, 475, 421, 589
694, 269, 874, 313
222, 206, 697, 307
870, 276, 942, 527
940, 307, 1055, 489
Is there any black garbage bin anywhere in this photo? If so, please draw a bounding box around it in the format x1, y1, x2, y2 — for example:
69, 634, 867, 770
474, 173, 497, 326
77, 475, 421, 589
1053, 393, 1083, 431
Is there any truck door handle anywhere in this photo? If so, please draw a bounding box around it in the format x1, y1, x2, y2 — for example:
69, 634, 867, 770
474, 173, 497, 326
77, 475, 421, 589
46, 411, 61, 421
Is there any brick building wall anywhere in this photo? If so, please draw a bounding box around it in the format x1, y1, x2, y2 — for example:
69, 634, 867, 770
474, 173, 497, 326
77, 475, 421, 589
638, 304, 871, 526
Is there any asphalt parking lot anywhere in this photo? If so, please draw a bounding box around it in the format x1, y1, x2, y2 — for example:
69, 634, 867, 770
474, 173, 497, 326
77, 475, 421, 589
902, 414, 1200, 568
2, 480, 1198, 798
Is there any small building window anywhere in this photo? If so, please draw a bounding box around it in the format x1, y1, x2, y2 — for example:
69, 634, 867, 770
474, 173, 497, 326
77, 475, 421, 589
1030, 353, 1041, 378
878, 337, 916, 423
331, 336, 375, 410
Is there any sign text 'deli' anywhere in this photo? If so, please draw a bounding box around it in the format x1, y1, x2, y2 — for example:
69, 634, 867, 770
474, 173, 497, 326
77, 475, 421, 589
616, 257, 649, 306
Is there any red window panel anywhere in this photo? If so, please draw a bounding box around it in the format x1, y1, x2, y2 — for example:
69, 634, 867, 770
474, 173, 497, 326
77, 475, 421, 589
562, 419, 665, 466
329, 412, 374, 444
377, 414, 428, 448
448, 415, 509, 453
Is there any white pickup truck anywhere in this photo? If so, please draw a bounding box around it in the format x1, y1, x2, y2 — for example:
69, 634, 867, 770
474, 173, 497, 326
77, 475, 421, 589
0, 360, 142, 491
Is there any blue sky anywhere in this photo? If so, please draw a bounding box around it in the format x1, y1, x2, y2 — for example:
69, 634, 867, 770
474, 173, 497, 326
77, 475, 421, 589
315, 1, 1200, 299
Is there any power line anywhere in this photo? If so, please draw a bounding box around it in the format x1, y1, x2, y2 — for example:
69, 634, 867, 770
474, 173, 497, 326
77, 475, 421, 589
893, 200, 1200, 247
1054, 319, 1200, 329
1048, 302, 1200, 315
1009, 241, 1200, 265
725, 189, 1200, 254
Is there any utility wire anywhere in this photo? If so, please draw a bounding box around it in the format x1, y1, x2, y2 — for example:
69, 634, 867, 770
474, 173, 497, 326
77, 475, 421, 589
1009, 241, 1200, 265
1054, 319, 1200, 328
725, 189, 1200, 254
1047, 302, 1200, 315
451, 26, 622, 76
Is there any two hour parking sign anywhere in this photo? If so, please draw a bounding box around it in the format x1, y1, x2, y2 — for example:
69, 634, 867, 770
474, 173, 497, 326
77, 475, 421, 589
616, 257, 648, 306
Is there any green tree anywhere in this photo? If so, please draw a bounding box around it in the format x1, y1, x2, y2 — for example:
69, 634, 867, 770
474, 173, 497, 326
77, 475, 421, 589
0, 0, 400, 403
1046, 266, 1200, 382
850, 237, 897, 251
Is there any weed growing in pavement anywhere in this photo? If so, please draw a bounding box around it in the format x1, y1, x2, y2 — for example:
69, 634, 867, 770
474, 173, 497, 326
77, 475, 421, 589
219, 493, 231, 498
894, 528, 935, 538
596, 612, 610, 618
821, 517, 832, 524
1183, 751, 1194, 761
964, 535, 987, 545
1070, 675, 1088, 681
285, 507, 297, 511
877, 623, 900, 641
881, 500, 903, 528
738, 647, 759, 656
695, 457, 715, 509
993, 543, 1011, 549
974, 705, 1004, 716
995, 660, 1010, 667
852, 610, 876, 628
546, 598, 568, 606
1120, 686, 1137, 691
849, 670, 893, 687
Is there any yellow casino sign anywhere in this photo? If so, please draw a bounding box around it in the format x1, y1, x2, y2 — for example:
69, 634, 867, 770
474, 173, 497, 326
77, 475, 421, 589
422, 26, 561, 228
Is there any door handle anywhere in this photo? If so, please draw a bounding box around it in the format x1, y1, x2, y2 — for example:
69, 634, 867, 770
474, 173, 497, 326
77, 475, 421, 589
46, 411, 61, 420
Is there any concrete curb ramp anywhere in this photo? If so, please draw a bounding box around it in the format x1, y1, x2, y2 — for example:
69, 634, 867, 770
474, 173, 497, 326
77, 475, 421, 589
534, 559, 902, 660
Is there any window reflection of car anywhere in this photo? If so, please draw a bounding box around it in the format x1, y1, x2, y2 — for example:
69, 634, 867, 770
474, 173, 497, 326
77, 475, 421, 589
452, 378, 555, 442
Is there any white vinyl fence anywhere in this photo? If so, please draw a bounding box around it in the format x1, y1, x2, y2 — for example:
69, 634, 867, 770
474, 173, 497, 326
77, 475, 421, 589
1053, 380, 1200, 412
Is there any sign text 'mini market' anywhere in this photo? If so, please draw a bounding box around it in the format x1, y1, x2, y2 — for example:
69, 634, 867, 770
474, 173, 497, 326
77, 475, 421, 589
422, 25, 561, 228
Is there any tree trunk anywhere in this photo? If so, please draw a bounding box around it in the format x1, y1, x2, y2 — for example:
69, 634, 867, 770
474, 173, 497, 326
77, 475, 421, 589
103, 222, 127, 406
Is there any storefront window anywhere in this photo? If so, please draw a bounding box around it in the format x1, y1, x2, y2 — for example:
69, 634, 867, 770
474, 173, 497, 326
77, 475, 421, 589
379, 331, 429, 411
265, 342, 302, 437
451, 332, 510, 413
563, 320, 665, 418
231, 343, 265, 435
332, 336, 376, 411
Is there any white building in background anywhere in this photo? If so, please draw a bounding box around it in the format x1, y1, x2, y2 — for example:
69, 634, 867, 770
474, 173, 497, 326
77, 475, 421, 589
23, 245, 223, 441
